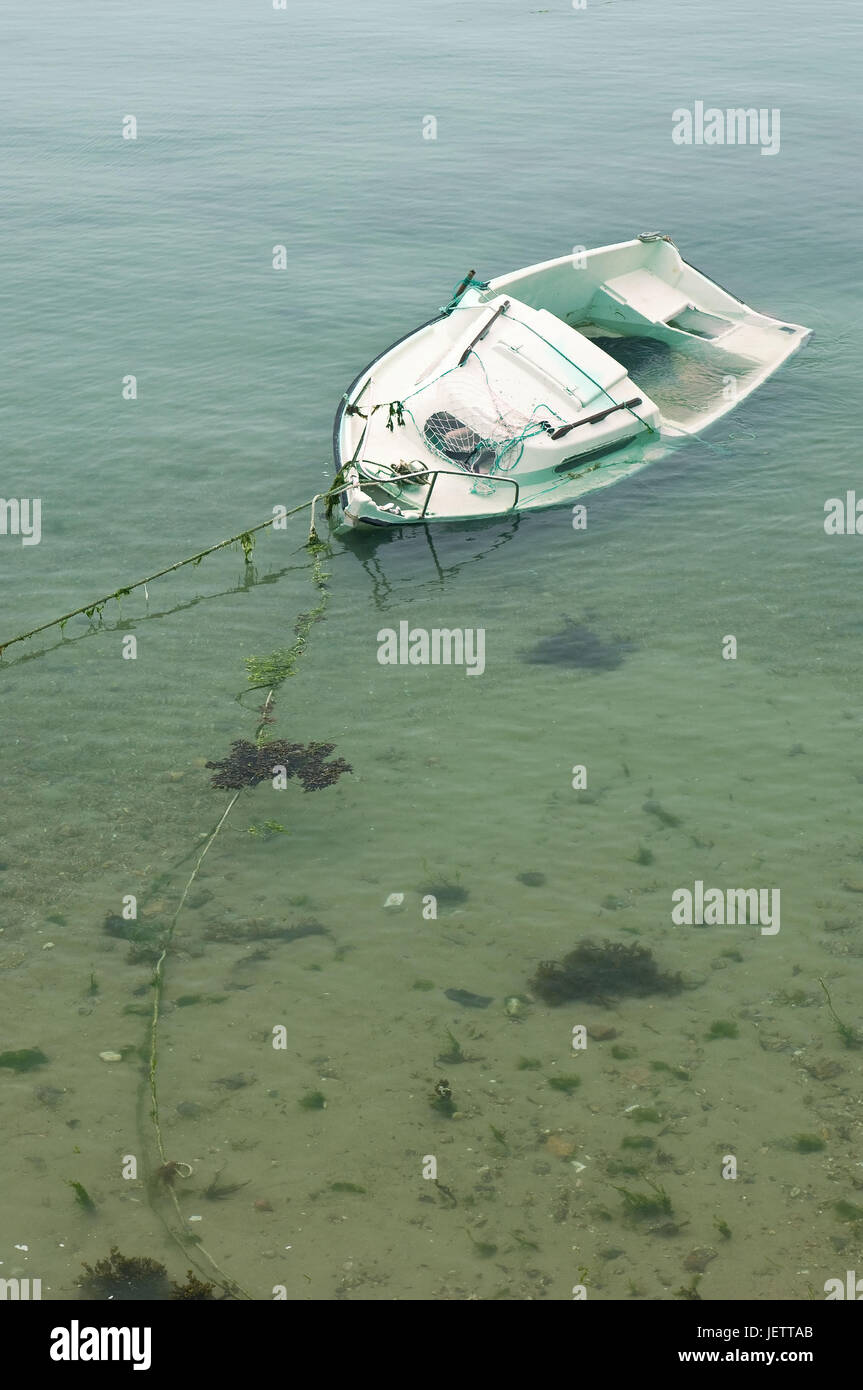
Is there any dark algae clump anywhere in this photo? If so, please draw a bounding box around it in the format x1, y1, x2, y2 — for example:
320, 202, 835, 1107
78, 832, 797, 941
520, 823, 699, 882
530, 938, 684, 1004
436, 1029, 472, 1065
833, 1200, 863, 1221
0, 1048, 48, 1072
67, 1180, 97, 1212
615, 1180, 674, 1221
792, 1133, 825, 1153
80, 1248, 171, 1301
205, 739, 351, 792
80, 1249, 221, 1301
204, 1168, 250, 1201
421, 881, 469, 906
706, 1019, 739, 1040
517, 871, 546, 888
170, 1271, 217, 1300
547, 1074, 581, 1093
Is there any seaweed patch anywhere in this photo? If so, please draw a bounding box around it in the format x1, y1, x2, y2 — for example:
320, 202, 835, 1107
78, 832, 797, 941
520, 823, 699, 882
529, 938, 684, 1004
206, 739, 351, 792
523, 618, 636, 671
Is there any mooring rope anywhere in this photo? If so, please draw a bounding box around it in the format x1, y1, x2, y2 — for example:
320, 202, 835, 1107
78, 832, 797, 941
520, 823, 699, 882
0, 483, 337, 1296
141, 539, 331, 1298
143, 787, 249, 1297
0, 484, 343, 658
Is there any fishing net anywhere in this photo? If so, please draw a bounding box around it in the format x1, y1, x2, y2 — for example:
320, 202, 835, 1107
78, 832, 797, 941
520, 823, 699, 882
419, 352, 558, 473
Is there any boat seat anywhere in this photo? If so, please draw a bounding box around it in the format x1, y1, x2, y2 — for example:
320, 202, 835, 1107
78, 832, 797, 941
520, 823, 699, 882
598, 269, 691, 325
492, 307, 627, 408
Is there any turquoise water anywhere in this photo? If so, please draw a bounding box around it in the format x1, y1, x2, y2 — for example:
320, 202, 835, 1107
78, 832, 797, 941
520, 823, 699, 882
2, 0, 862, 1301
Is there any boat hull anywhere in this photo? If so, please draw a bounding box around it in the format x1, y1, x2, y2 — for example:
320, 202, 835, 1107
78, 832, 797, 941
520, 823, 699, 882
333, 236, 810, 531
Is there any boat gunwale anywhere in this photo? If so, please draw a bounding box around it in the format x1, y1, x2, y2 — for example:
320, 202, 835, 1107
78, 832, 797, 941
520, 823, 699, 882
332, 308, 450, 474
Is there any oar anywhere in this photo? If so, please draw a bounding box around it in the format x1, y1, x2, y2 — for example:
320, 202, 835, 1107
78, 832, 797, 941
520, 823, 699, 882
457, 300, 511, 367
549, 396, 643, 440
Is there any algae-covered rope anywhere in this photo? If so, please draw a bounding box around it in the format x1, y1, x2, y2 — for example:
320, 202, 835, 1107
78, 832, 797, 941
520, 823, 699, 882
0, 475, 338, 1293
0, 484, 344, 657
147, 793, 241, 1170
146, 788, 251, 1299
144, 555, 331, 1297
5, 481, 342, 1294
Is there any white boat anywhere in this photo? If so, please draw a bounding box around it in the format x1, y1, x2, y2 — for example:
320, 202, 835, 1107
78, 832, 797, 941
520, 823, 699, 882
332, 234, 810, 531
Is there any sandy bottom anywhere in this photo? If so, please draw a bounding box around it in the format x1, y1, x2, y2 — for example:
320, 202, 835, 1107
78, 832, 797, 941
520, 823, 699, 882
3, 488, 863, 1302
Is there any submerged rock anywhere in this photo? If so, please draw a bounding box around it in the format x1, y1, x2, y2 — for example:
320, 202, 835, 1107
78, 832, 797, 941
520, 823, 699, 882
444, 987, 493, 1009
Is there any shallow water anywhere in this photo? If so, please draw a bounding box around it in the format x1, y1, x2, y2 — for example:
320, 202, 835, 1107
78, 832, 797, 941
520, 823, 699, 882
2, 0, 862, 1302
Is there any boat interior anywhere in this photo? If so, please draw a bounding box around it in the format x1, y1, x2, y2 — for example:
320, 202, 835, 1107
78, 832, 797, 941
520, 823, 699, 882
482, 236, 805, 431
